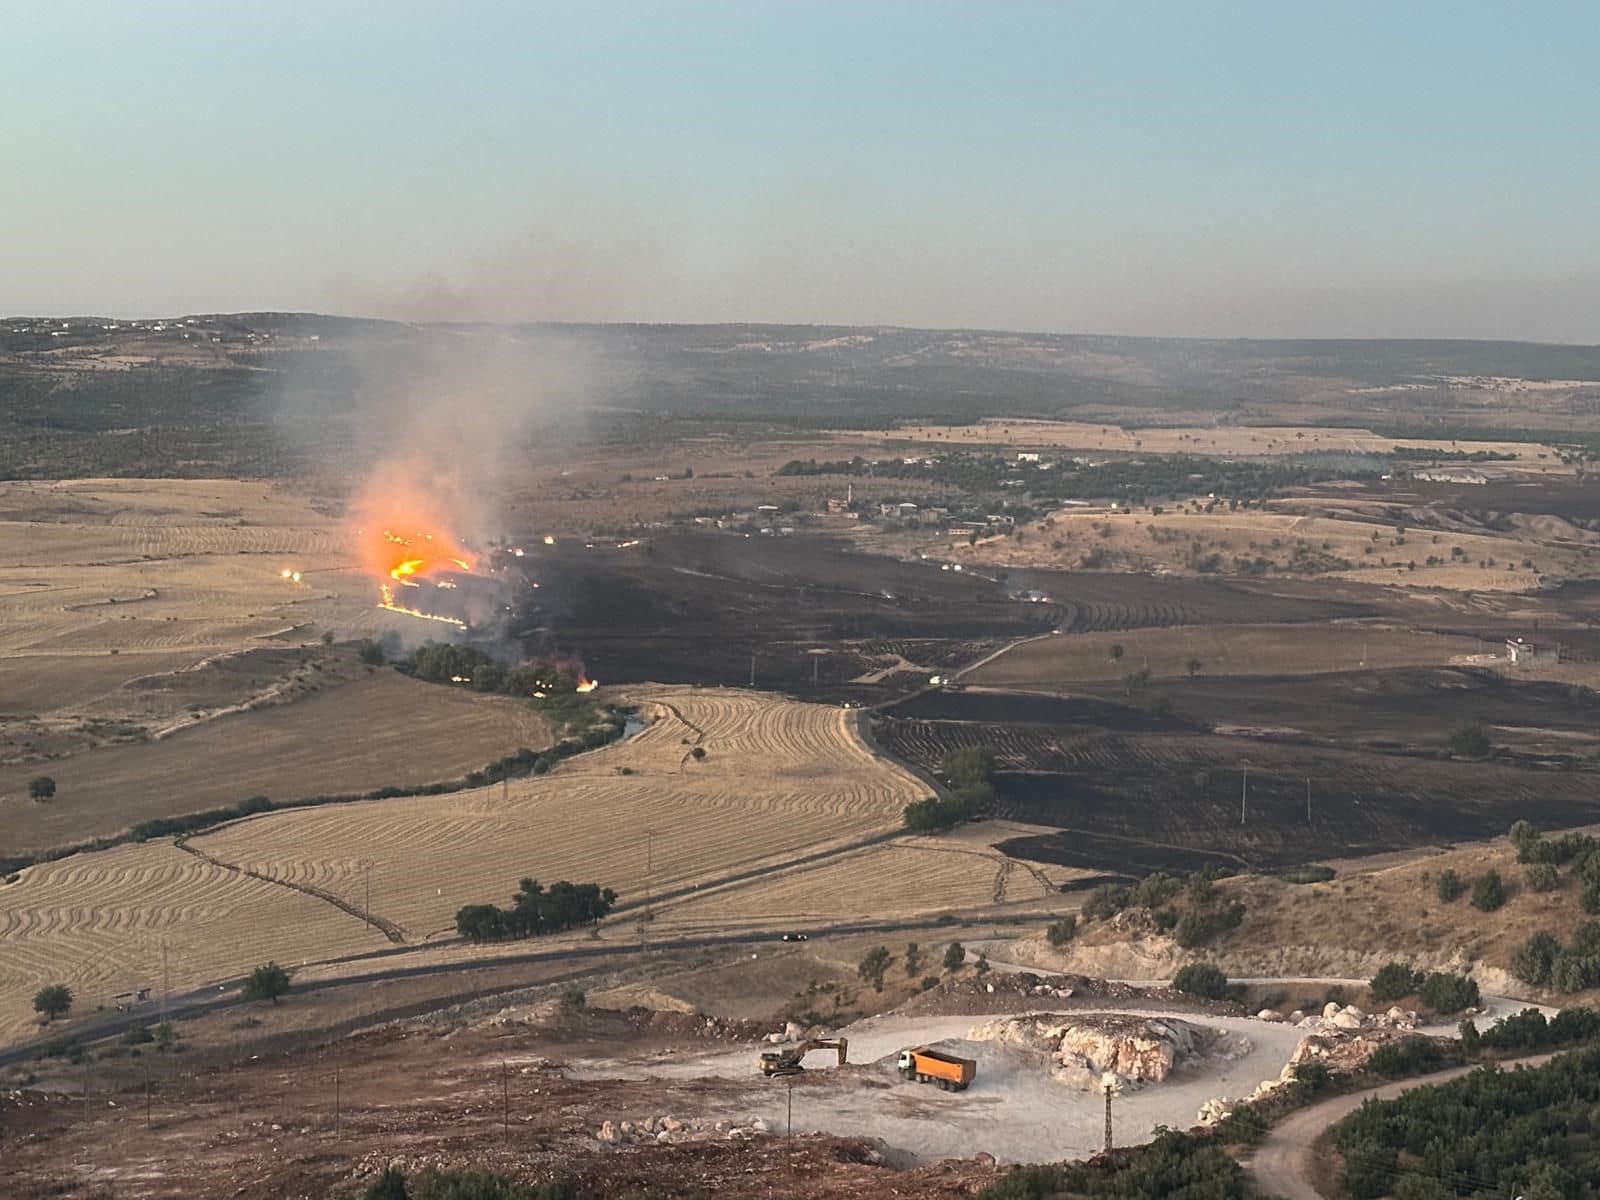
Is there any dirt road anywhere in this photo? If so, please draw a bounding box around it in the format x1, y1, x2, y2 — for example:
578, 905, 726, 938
1246, 1053, 1557, 1200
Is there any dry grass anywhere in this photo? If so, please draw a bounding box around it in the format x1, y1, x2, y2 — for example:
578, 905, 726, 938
950, 506, 1574, 592
837, 419, 1564, 462
650, 820, 1083, 936
0, 840, 390, 1045
0, 688, 927, 1049
191, 688, 924, 943
967, 622, 1481, 686
0, 672, 552, 854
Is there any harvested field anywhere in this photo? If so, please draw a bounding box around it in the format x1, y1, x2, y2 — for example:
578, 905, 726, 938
0, 840, 388, 1045
957, 506, 1571, 590
839, 419, 1561, 460
0, 672, 552, 856
650, 821, 1080, 936
966, 622, 1480, 686
184, 687, 922, 944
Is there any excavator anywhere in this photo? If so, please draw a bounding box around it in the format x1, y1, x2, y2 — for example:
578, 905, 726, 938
758, 1036, 849, 1077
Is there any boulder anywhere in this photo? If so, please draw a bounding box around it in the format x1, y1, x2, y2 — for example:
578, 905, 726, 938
1322, 1002, 1342, 1019
752, 1117, 770, 1134
1331, 1010, 1364, 1030
598, 1121, 618, 1144
1288, 1010, 1306, 1024
1257, 1009, 1284, 1022
660, 1116, 683, 1132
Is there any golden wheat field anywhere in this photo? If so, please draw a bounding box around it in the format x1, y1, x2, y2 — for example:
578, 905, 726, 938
838, 419, 1562, 462
0, 840, 390, 1045
648, 821, 1081, 936
189, 688, 925, 942
0, 687, 925, 1046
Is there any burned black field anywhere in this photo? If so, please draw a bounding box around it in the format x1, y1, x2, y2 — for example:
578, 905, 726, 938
500, 528, 1600, 878
875, 671, 1600, 876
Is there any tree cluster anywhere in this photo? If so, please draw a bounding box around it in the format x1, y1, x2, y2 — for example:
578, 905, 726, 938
978, 1128, 1246, 1200
1333, 1044, 1600, 1200
1511, 821, 1600, 914
455, 878, 617, 942
903, 746, 997, 832
1511, 923, 1600, 992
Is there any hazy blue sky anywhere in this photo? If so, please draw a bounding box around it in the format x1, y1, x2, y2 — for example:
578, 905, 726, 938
5, 1, 1597, 340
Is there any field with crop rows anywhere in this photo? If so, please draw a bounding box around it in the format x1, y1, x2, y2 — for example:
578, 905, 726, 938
0, 840, 388, 1045
187, 687, 924, 942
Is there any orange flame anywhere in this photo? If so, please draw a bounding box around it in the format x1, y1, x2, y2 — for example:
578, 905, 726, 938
575, 677, 599, 693
352, 475, 477, 623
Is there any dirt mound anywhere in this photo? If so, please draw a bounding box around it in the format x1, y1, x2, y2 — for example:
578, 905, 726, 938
894, 969, 1144, 1017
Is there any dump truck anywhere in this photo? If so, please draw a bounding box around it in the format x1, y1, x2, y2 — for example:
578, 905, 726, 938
897, 1046, 977, 1091
759, 1036, 848, 1077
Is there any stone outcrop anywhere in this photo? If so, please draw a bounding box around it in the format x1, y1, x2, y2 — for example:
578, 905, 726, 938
969, 1013, 1248, 1090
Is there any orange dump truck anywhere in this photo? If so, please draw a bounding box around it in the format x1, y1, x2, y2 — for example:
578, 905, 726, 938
897, 1046, 977, 1091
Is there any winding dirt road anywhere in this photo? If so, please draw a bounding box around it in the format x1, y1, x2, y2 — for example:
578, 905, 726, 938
1246, 1053, 1557, 1199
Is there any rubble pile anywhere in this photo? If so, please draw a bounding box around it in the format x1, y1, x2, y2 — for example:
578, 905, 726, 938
1196, 1002, 1441, 1125
594, 1113, 777, 1147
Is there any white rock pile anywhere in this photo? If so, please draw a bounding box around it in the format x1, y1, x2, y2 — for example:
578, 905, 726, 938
596, 1113, 771, 1147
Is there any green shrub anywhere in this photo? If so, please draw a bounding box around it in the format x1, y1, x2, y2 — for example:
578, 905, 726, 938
1417, 971, 1480, 1014
1172, 962, 1229, 999
1525, 862, 1561, 892
1083, 883, 1132, 920
1471, 869, 1506, 912
1435, 868, 1465, 902
1046, 916, 1077, 947
1369, 961, 1425, 1003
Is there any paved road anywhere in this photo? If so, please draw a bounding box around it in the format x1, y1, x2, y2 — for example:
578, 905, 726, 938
0, 910, 1064, 1069
1246, 1052, 1557, 1200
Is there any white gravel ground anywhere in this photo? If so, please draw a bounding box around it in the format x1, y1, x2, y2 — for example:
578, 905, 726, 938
567, 1007, 1307, 1164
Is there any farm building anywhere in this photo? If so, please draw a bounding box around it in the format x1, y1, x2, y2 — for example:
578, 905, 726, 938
1506, 637, 1560, 666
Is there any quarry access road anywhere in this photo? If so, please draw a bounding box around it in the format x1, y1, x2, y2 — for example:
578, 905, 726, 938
1245, 1051, 1559, 1200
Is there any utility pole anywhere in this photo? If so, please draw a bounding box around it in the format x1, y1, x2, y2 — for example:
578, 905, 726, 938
1306, 777, 1312, 825
1103, 1079, 1114, 1152
502, 1060, 510, 1143
787, 1076, 795, 1176
334, 1062, 341, 1134
749, 653, 757, 688
159, 939, 169, 1028
1240, 765, 1248, 827
363, 862, 372, 931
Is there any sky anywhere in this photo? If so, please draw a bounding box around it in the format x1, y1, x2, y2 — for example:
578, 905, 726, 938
4, 1, 1598, 341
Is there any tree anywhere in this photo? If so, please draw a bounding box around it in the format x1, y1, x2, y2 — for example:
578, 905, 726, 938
1417, 971, 1479, 1014
241, 961, 292, 1005
1471, 869, 1506, 912
1047, 916, 1077, 947
1172, 963, 1229, 999
943, 942, 966, 972
1185, 657, 1203, 677
365, 1166, 410, 1200
904, 942, 922, 977
32, 983, 71, 1022
1435, 868, 1466, 902
858, 946, 892, 992
28, 775, 56, 802
1525, 862, 1561, 892
1512, 931, 1561, 987
1447, 722, 1492, 758
1369, 961, 1424, 1003
357, 638, 386, 666
974, 952, 990, 976
1109, 643, 1125, 661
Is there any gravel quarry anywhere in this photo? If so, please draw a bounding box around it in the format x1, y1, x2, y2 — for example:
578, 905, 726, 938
566, 1007, 1308, 1164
